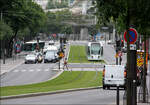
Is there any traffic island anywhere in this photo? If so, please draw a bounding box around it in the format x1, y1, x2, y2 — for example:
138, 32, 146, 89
0, 71, 102, 98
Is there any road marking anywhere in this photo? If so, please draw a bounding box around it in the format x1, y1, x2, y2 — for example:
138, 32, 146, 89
13, 70, 19, 72
22, 69, 26, 72
36, 69, 41, 71
29, 69, 34, 72
45, 69, 49, 71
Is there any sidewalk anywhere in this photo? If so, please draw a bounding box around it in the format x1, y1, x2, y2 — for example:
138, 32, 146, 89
0, 53, 25, 75
137, 103, 150, 105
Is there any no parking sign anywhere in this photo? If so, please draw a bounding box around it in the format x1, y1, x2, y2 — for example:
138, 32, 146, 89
124, 28, 138, 44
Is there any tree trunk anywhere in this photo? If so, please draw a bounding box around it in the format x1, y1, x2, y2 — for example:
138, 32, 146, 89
7, 30, 18, 57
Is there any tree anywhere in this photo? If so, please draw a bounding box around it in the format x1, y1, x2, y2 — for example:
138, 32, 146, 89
95, 0, 150, 104
0, 21, 12, 40
0, 0, 46, 57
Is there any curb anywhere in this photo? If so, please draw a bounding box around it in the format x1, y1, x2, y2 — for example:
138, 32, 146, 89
50, 69, 63, 80
0, 86, 102, 100
0, 60, 24, 76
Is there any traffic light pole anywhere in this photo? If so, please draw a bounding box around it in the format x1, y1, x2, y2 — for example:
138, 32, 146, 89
117, 84, 120, 105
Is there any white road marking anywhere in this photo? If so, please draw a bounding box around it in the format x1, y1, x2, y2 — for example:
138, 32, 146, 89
29, 69, 34, 72
22, 69, 26, 72
45, 69, 49, 71
13, 70, 19, 72
37, 69, 41, 71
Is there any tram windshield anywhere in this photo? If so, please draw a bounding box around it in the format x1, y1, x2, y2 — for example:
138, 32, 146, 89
91, 43, 101, 55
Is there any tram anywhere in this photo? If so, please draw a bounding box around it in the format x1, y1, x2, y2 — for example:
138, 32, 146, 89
86, 41, 103, 61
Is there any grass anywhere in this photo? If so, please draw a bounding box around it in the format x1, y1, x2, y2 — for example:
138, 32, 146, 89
68, 45, 105, 63
0, 71, 102, 96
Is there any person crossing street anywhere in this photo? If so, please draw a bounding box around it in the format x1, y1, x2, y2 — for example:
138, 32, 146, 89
63, 58, 68, 70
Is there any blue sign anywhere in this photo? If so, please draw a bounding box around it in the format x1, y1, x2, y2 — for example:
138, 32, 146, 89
124, 28, 138, 44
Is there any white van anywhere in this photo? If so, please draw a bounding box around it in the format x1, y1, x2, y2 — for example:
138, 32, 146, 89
102, 65, 126, 89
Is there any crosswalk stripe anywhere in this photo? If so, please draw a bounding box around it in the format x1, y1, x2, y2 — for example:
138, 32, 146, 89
22, 69, 26, 72
45, 69, 49, 71
14, 70, 19, 72
12, 69, 52, 72
29, 69, 34, 72
37, 69, 41, 71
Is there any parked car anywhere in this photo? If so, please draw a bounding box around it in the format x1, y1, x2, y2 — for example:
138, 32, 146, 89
102, 65, 126, 89
25, 54, 37, 64
44, 51, 59, 63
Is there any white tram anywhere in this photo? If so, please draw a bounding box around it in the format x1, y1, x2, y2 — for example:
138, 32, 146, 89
86, 41, 103, 61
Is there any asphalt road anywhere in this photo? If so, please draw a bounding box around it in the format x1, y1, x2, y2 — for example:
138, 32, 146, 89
1, 89, 125, 105
0, 63, 59, 87
0, 41, 127, 86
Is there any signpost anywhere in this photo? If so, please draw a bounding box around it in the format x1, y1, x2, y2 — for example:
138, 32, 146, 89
124, 28, 138, 105
124, 28, 138, 44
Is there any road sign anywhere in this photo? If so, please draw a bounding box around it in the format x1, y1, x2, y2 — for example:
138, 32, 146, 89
124, 28, 138, 44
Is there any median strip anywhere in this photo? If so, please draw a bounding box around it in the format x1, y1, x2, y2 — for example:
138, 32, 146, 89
0, 71, 102, 98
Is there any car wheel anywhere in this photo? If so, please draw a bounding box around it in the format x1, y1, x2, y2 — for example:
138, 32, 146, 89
107, 86, 110, 89
103, 85, 106, 89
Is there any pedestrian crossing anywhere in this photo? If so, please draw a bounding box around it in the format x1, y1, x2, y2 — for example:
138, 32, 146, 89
12, 69, 53, 72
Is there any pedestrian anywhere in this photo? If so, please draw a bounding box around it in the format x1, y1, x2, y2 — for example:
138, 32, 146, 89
120, 56, 122, 65
63, 58, 68, 70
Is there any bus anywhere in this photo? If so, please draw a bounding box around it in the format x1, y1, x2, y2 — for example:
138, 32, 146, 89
86, 41, 103, 61
23, 40, 45, 51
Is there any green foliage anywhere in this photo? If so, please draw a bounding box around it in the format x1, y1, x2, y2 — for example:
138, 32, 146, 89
0, 0, 46, 38
95, 0, 150, 35
42, 10, 73, 34
0, 21, 13, 40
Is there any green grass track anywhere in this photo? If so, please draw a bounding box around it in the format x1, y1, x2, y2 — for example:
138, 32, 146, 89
0, 71, 102, 96
68, 45, 105, 63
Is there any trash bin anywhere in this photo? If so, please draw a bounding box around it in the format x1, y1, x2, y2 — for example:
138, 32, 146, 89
123, 90, 127, 105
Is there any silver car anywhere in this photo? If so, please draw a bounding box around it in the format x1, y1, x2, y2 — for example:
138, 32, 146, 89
25, 54, 37, 64
44, 51, 59, 63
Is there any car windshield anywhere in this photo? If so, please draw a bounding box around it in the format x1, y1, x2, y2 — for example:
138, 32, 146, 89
46, 51, 56, 56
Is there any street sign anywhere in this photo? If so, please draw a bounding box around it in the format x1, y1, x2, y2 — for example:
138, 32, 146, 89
124, 28, 138, 44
